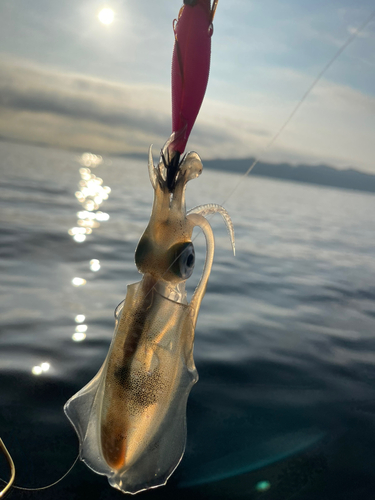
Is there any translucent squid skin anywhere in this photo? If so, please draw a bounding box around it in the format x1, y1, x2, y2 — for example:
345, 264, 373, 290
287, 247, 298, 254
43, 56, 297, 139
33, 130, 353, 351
64, 140, 235, 494
99, 275, 196, 472
100, 275, 161, 471
101, 278, 198, 490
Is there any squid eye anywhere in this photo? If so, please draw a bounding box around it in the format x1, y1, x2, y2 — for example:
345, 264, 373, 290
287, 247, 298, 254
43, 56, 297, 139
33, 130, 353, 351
184, 0, 198, 5
170, 242, 195, 280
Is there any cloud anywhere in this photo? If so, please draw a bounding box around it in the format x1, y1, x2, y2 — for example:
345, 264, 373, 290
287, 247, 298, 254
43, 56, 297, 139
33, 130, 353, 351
0, 58, 374, 174
0, 60, 172, 153
0, 59, 254, 158
348, 26, 369, 39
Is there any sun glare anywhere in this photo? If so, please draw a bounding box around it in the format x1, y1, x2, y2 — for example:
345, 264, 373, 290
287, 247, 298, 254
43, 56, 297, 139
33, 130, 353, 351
98, 8, 114, 25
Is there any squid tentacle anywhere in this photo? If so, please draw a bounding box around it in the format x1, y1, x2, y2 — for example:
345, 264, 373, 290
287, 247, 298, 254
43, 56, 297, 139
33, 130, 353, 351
187, 203, 235, 255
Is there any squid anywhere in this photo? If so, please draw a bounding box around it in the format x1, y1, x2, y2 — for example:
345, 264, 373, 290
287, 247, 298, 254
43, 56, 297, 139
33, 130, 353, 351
64, 0, 234, 494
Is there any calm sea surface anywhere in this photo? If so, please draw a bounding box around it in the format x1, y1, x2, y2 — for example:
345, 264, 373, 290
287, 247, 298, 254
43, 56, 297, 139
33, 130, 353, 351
1, 141, 375, 499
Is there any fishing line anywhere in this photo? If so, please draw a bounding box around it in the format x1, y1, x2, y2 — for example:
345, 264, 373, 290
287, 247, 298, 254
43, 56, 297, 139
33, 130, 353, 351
0, 453, 79, 493
219, 7, 375, 207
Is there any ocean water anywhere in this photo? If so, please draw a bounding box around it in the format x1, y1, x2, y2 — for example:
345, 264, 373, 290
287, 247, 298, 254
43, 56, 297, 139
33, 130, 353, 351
1, 140, 375, 499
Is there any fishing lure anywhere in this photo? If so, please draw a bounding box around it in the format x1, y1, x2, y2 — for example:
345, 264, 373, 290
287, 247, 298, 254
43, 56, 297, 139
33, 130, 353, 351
166, 0, 218, 187
64, 0, 234, 495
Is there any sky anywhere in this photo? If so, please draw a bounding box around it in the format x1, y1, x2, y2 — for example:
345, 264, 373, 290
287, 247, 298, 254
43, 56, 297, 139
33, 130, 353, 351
0, 0, 374, 173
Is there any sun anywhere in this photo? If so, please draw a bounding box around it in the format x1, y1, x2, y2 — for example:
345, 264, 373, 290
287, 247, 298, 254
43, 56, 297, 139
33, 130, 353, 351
98, 8, 115, 25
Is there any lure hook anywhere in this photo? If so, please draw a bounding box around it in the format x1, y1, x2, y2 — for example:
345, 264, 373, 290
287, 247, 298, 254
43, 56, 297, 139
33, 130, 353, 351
211, 0, 219, 22
0, 439, 15, 498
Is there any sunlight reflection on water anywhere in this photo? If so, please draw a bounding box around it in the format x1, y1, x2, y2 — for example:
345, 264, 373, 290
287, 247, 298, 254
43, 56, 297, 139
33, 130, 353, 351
66, 153, 112, 346
69, 153, 111, 243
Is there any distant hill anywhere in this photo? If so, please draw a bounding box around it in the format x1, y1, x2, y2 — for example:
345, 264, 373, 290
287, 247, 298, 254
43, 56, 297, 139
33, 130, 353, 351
202, 158, 375, 194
